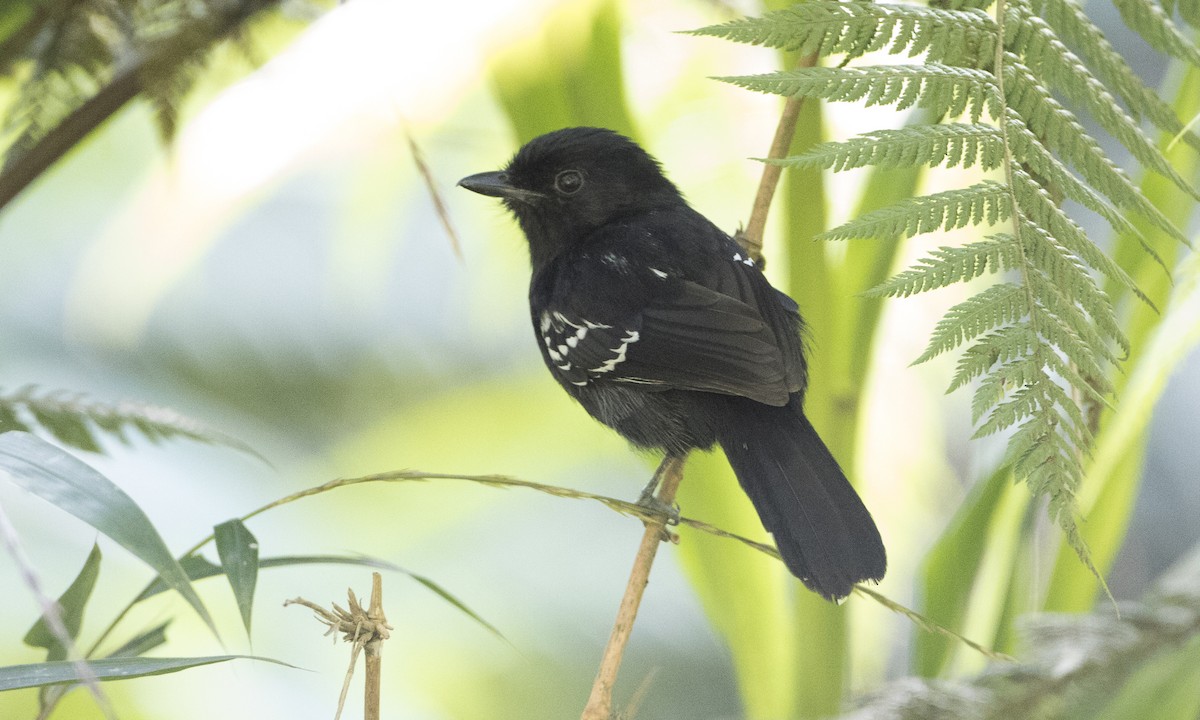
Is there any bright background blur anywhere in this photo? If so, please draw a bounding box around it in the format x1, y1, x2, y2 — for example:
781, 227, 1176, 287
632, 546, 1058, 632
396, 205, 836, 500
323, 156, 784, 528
1, 0, 1198, 718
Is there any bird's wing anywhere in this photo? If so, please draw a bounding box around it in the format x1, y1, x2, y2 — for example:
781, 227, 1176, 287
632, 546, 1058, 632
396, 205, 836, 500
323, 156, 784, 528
537, 275, 791, 406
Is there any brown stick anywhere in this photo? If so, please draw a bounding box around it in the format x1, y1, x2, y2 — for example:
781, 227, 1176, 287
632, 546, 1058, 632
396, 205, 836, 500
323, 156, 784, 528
738, 53, 819, 263
364, 572, 386, 720
580, 456, 685, 720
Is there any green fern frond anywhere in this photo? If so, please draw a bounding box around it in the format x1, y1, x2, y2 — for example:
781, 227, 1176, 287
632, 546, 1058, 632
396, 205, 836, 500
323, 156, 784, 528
949, 323, 1039, 390
0, 0, 288, 207
1026, 278, 1117, 381
717, 64, 1000, 122
1009, 15, 1190, 190
1010, 169, 1152, 307
821, 181, 1011, 241
0, 386, 258, 458
915, 282, 1028, 363
1028, 0, 1200, 150
1, 5, 119, 164
1005, 55, 1200, 201
1111, 0, 1200, 66
1171, 0, 1200, 26
867, 234, 1020, 298
1017, 225, 1130, 356
690, 2, 997, 66
769, 124, 1003, 173
702, 0, 1196, 596
975, 381, 1047, 436
971, 353, 1053, 421
1004, 115, 1180, 259
1004, 112, 1189, 250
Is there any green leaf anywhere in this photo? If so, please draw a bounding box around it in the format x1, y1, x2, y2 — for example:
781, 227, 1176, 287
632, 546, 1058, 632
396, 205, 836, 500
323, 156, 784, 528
106, 622, 170, 658
1089, 635, 1200, 720
23, 544, 102, 662
0, 656, 296, 692
0, 432, 217, 637
214, 519, 259, 638
492, 0, 636, 143
915, 466, 1016, 677
135, 552, 506, 640
674, 452, 798, 719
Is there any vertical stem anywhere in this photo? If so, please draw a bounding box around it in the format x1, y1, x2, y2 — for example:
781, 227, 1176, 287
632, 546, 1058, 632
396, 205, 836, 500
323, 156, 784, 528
739, 53, 818, 262
364, 572, 385, 720
580, 456, 685, 720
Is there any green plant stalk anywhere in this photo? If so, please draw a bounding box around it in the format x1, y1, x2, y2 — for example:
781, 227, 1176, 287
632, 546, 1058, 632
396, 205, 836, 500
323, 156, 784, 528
490, 0, 636, 145
775, 92, 851, 719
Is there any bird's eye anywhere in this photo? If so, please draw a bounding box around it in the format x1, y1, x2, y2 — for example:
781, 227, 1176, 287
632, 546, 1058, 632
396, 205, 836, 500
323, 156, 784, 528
554, 170, 584, 196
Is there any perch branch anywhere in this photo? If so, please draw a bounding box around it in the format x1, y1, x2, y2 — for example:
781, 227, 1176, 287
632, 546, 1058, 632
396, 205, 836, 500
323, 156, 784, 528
580, 456, 684, 720
737, 53, 819, 263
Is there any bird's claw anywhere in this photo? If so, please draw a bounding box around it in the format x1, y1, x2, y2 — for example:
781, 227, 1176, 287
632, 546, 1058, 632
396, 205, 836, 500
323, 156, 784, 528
636, 493, 680, 527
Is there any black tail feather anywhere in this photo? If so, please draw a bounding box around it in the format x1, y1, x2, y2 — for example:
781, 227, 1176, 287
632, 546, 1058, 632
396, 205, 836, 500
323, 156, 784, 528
716, 397, 886, 600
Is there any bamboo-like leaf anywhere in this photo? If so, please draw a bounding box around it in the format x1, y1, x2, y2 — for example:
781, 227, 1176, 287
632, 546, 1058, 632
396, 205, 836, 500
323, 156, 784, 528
0, 656, 295, 692
0, 432, 217, 637
214, 519, 259, 637
24, 544, 102, 662
106, 622, 171, 659
915, 465, 1015, 677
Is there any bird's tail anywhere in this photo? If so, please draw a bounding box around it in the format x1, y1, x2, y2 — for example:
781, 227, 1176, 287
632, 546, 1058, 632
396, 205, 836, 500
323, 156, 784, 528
716, 397, 886, 600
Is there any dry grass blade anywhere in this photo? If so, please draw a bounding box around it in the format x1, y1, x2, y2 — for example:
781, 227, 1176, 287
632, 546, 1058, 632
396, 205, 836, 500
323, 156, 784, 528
406, 129, 464, 261
250, 469, 1011, 662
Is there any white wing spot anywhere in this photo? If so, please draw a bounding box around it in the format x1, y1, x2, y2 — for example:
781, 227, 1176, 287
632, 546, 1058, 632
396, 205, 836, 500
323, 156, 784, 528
571, 380, 588, 387
540, 312, 552, 333
557, 344, 569, 355
575, 326, 588, 340
584, 319, 612, 329
650, 268, 668, 279
733, 253, 742, 261
548, 348, 562, 362
553, 311, 581, 329
566, 336, 579, 348
592, 330, 640, 374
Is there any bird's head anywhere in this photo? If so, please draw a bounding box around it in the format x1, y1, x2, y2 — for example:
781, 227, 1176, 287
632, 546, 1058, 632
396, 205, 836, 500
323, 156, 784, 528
458, 127, 683, 267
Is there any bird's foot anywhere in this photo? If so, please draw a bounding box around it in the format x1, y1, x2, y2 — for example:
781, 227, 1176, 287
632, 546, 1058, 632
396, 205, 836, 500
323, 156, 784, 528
635, 492, 680, 527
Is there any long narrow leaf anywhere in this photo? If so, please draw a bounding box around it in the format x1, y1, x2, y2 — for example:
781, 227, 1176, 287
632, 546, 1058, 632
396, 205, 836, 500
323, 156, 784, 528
0, 656, 296, 692
214, 519, 259, 638
24, 544, 102, 661
915, 466, 1012, 677
0, 432, 216, 637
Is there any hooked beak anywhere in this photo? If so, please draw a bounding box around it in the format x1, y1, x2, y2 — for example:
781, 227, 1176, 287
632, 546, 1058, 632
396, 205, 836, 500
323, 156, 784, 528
457, 171, 544, 203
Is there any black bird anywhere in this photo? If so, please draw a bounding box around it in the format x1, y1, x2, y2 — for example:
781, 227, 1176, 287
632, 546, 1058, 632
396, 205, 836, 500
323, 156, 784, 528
458, 127, 885, 600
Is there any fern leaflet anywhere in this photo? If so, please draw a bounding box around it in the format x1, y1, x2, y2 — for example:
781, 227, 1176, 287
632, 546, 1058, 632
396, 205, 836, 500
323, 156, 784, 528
697, 0, 1198, 585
